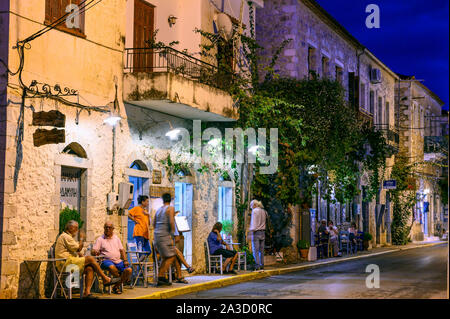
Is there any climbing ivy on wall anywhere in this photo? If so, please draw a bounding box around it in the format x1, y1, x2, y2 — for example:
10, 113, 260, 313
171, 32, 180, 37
389, 157, 418, 245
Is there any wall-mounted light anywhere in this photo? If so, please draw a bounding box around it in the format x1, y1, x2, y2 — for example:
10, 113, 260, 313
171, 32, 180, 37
168, 15, 177, 27
165, 121, 181, 140
104, 83, 122, 126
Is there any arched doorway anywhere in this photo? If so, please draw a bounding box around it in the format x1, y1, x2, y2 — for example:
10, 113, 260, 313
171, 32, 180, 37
59, 142, 89, 233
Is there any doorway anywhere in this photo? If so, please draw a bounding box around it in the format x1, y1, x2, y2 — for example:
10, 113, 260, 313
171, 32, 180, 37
60, 166, 86, 231
175, 182, 193, 266
133, 0, 154, 71
127, 161, 149, 242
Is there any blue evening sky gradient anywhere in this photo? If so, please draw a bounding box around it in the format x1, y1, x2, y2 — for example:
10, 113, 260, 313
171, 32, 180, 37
314, 0, 449, 110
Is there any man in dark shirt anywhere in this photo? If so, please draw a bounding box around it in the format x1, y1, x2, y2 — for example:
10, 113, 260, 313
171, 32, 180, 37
317, 219, 329, 258
207, 222, 238, 274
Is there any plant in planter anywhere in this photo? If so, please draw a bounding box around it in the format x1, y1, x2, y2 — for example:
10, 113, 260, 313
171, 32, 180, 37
363, 232, 373, 250
296, 239, 310, 259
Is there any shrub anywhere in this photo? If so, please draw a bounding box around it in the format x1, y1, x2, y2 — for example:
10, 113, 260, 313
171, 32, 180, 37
59, 207, 84, 234
363, 232, 373, 241
239, 245, 255, 266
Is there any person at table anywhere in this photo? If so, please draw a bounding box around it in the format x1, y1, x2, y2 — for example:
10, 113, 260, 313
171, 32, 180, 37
153, 193, 187, 286
55, 220, 120, 299
317, 219, 329, 258
92, 221, 132, 294
207, 222, 238, 274
327, 220, 340, 257
348, 222, 358, 253
128, 195, 151, 260
248, 199, 267, 271
174, 210, 195, 273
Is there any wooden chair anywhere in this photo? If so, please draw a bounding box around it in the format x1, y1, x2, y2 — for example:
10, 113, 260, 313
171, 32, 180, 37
225, 237, 247, 271
205, 241, 223, 274
339, 231, 351, 255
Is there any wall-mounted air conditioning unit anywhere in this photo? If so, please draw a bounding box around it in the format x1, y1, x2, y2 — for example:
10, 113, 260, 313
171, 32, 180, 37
118, 182, 134, 210
370, 68, 382, 83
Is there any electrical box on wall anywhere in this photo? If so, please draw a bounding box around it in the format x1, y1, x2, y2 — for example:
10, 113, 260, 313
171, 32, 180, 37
118, 182, 134, 209
107, 192, 119, 211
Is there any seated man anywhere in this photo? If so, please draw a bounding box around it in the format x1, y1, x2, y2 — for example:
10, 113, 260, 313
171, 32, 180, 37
55, 220, 120, 299
207, 222, 238, 274
92, 221, 132, 294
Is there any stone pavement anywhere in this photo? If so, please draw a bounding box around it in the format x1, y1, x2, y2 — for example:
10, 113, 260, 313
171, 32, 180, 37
96, 240, 446, 299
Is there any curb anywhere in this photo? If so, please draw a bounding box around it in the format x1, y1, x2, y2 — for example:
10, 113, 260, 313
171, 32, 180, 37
137, 241, 446, 299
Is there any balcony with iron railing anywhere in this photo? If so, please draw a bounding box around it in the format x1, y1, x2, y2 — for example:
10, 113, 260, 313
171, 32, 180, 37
358, 107, 374, 126
122, 46, 236, 121
423, 136, 448, 162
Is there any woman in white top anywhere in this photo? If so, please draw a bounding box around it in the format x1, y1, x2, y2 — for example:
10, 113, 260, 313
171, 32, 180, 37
327, 220, 340, 257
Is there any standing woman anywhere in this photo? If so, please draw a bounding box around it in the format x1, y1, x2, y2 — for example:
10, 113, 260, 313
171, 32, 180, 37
249, 200, 267, 270
128, 195, 151, 260
153, 193, 186, 286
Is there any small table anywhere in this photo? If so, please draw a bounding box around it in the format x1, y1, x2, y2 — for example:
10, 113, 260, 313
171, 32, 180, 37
23, 258, 66, 299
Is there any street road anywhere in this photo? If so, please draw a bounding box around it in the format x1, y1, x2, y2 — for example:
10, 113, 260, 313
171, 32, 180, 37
175, 243, 448, 299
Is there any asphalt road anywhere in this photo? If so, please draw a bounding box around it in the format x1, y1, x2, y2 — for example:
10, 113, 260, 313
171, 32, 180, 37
175, 243, 448, 299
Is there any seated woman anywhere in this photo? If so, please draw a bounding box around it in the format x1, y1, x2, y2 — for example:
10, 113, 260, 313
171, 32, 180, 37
55, 220, 120, 298
207, 222, 238, 274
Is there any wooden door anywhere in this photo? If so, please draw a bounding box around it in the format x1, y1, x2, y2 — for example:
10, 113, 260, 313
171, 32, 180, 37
134, 0, 154, 72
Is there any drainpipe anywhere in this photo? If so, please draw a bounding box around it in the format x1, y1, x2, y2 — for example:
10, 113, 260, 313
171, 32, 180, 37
355, 48, 364, 231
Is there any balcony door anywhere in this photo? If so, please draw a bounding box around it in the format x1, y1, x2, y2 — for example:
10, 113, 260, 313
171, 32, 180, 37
133, 0, 154, 72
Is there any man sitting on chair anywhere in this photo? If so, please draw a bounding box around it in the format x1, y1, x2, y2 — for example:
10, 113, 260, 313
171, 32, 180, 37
207, 222, 238, 274
92, 221, 132, 294
55, 220, 120, 299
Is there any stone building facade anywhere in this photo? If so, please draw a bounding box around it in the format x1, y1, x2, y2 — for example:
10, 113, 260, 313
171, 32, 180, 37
395, 74, 446, 241
0, 0, 263, 298
256, 0, 399, 247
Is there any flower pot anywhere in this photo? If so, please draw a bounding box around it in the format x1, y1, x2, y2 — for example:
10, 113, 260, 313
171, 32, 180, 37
363, 240, 370, 250
299, 249, 309, 259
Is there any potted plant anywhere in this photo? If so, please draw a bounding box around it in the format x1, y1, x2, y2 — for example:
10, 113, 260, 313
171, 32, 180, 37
363, 232, 373, 250
221, 220, 233, 242
59, 206, 84, 234
296, 239, 310, 259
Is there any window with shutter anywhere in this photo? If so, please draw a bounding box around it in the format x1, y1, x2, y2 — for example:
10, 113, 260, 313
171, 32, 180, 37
45, 0, 86, 38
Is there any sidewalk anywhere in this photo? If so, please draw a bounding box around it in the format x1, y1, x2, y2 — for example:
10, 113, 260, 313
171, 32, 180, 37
98, 240, 446, 299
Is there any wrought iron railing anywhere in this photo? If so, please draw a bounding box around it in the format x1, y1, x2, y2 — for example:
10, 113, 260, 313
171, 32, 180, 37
424, 136, 448, 154
124, 47, 233, 91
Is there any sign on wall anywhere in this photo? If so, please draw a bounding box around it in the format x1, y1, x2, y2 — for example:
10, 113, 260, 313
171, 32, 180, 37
383, 180, 397, 189
149, 186, 175, 198
152, 170, 162, 184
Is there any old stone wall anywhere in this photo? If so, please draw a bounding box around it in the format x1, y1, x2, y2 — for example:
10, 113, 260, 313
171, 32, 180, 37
0, 0, 240, 298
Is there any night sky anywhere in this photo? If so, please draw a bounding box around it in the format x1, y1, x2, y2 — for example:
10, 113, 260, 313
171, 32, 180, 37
314, 0, 449, 111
